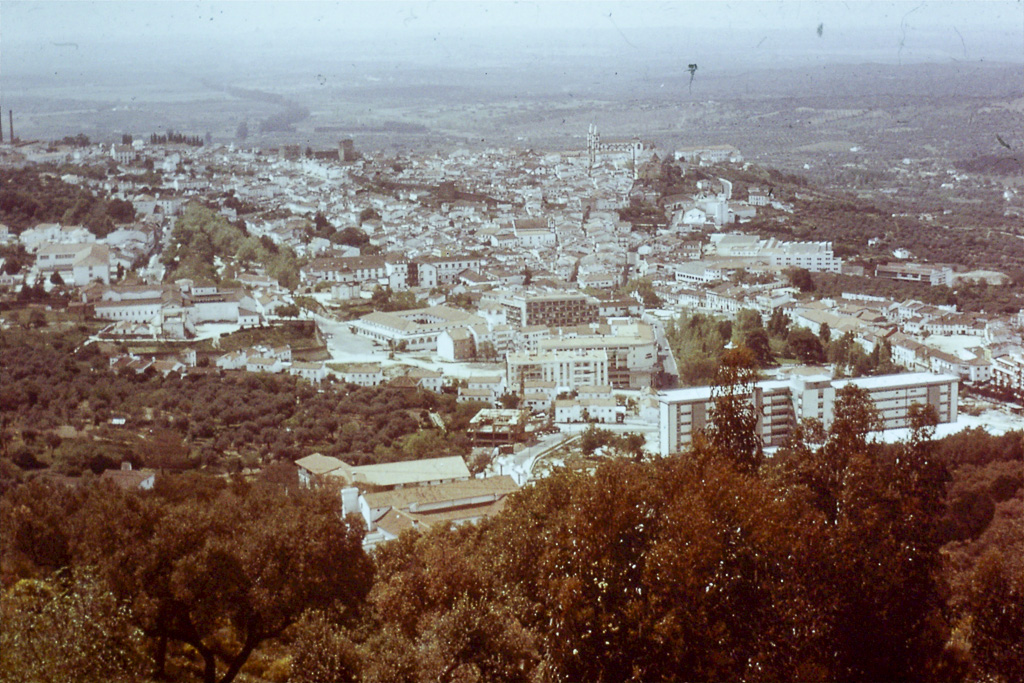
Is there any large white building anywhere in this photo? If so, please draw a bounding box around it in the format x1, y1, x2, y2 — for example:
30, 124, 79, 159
507, 349, 609, 394
707, 234, 842, 273
350, 305, 485, 352
658, 372, 959, 456
538, 321, 658, 389
489, 290, 599, 329
35, 242, 111, 286
412, 254, 483, 288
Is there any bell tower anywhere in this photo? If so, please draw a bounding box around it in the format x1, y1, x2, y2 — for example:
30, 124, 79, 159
587, 124, 600, 170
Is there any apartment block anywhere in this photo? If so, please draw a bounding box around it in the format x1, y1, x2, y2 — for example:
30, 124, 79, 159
495, 291, 598, 329
506, 349, 609, 394
658, 372, 959, 456
539, 321, 657, 389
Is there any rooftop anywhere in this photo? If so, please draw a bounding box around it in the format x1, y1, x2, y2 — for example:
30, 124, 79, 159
330, 455, 471, 488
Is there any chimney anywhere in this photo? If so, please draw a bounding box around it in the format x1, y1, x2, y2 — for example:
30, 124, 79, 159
7, 110, 12, 142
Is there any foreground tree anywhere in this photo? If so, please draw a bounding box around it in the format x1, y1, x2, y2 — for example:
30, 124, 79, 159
3, 480, 373, 683
775, 388, 952, 680
0, 569, 145, 683
700, 346, 763, 473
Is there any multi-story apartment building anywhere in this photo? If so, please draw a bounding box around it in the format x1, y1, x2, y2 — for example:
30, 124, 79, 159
658, 372, 959, 456
539, 321, 657, 389
495, 291, 598, 329
991, 353, 1024, 393
506, 349, 609, 394
761, 238, 842, 273
831, 373, 958, 430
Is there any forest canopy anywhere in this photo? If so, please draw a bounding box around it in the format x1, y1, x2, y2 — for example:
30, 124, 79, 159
0, 167, 136, 237
1, 366, 1020, 683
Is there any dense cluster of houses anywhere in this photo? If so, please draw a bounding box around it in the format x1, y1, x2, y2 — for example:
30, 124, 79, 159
2, 128, 1022, 557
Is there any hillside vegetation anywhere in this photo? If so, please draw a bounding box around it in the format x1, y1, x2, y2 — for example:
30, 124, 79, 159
1, 350, 1020, 683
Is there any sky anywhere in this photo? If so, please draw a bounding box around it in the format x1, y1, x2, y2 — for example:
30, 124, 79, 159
3, 0, 1022, 79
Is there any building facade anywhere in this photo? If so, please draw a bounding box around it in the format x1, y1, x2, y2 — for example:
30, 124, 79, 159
658, 372, 959, 456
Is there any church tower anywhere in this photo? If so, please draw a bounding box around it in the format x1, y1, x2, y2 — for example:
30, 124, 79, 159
587, 124, 600, 170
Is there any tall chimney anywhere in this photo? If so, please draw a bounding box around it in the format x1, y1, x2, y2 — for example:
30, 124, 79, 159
7, 110, 12, 143
0, 103, 4, 143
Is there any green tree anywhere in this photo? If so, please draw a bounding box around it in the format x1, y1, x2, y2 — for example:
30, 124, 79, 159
0, 569, 146, 683
768, 307, 791, 337
787, 267, 816, 293
75, 484, 373, 683
497, 393, 521, 410
786, 326, 825, 363
742, 329, 774, 367
288, 610, 362, 683
620, 277, 663, 307
27, 308, 47, 329
776, 386, 951, 680
958, 549, 1024, 683
579, 425, 614, 455
699, 346, 763, 473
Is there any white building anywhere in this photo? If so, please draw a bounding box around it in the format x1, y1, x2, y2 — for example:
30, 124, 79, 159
658, 372, 959, 456
351, 305, 486, 352
507, 349, 609, 394
289, 361, 327, 383
35, 243, 111, 286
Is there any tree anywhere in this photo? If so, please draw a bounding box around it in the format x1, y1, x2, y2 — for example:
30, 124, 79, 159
27, 308, 47, 329
579, 425, 614, 455
497, 392, 521, 410
235, 121, 248, 142
275, 304, 299, 318
958, 549, 1024, 683
76, 484, 373, 683
700, 346, 763, 473
288, 610, 363, 683
0, 569, 146, 682
617, 431, 648, 462
787, 326, 825, 363
818, 321, 832, 344
742, 330, 774, 368
521, 266, 533, 286
476, 341, 497, 361
768, 308, 791, 337
787, 267, 816, 293
335, 226, 370, 248
139, 428, 192, 471
775, 386, 951, 680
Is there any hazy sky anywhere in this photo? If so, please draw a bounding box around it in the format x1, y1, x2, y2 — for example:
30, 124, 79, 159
2, 1, 1022, 82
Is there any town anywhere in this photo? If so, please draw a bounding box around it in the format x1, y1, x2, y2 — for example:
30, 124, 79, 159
3, 126, 1023, 534
2, 0, 1023, 680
